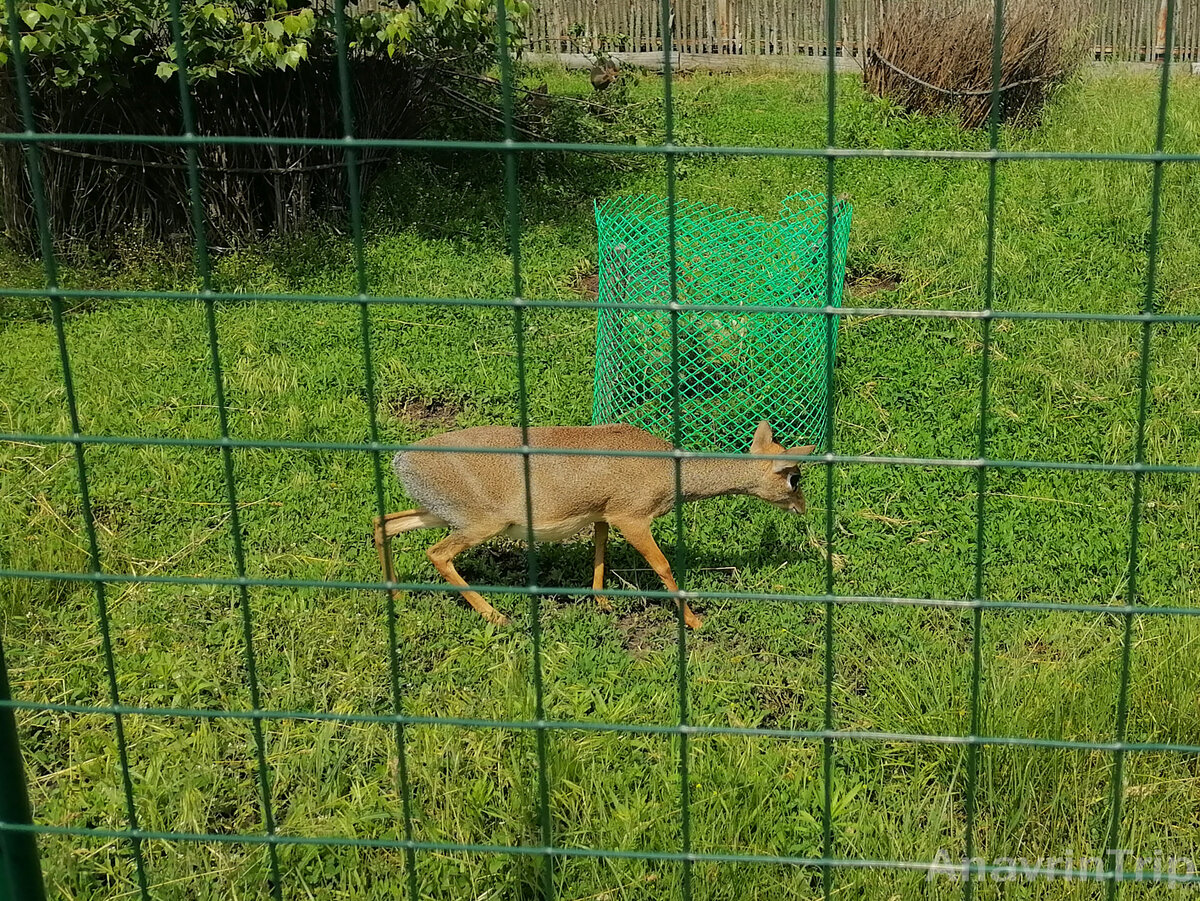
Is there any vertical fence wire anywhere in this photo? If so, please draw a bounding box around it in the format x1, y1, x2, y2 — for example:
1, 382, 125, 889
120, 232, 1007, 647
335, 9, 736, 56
2, 1, 151, 896
329, 3, 422, 898
820, 1, 838, 898
1104, 1, 1175, 898
962, 0, 1004, 895
495, 1, 556, 895
658, 0, 694, 894
164, 0, 283, 894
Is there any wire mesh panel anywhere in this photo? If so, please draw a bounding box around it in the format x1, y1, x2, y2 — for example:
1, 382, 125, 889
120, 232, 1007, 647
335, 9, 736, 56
2, 0, 1200, 899
592, 192, 852, 450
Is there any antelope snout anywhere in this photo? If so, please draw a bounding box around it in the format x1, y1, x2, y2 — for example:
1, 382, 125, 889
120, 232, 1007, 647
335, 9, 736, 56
773, 496, 806, 515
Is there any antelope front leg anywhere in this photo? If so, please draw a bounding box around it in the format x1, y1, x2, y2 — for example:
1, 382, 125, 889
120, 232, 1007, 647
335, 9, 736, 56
611, 519, 702, 629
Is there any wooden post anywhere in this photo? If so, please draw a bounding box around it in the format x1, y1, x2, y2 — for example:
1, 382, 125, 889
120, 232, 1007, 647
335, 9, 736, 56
1155, 0, 1168, 59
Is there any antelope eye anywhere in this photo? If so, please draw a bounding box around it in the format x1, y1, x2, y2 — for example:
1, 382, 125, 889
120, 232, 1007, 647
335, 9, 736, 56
786, 472, 799, 492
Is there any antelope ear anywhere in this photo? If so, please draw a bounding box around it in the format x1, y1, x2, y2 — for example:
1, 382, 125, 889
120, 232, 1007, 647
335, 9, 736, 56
772, 444, 817, 473
750, 421, 774, 454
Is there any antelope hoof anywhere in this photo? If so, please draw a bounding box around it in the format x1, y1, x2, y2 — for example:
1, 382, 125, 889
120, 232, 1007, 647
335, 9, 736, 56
684, 609, 703, 630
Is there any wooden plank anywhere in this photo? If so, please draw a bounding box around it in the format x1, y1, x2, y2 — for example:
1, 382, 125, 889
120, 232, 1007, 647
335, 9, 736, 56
1146, 0, 1155, 60
1180, 0, 1189, 60
777, 0, 787, 57
1104, 0, 1113, 60
1110, 0, 1121, 60
801, 0, 809, 57
859, 0, 867, 58
1154, 0, 1165, 58
1191, 0, 1198, 61
818, 0, 825, 57
1190, 0, 1198, 61
1131, 0, 1141, 60
840, 0, 849, 59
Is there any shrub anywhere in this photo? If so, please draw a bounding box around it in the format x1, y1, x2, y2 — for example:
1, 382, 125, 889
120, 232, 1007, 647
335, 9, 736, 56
864, 0, 1089, 129
0, 0, 529, 247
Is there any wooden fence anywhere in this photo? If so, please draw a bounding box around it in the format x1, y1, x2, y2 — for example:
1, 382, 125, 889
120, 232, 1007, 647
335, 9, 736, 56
522, 0, 1200, 61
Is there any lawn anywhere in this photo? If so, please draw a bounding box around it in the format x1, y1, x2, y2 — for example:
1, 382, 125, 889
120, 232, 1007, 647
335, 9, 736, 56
2, 66, 1199, 900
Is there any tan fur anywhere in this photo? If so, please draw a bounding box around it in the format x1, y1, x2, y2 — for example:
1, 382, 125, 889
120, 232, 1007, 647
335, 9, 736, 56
373, 421, 816, 628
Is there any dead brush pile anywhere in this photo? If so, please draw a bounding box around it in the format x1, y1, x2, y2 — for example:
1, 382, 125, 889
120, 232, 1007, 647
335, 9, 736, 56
864, 0, 1089, 128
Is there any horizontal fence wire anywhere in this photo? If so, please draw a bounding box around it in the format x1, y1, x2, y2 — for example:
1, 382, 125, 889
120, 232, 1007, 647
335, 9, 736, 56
0, 0, 1194, 896
6, 818, 1200, 886
4, 695, 1200, 755
5, 434, 1200, 476
7, 131, 1200, 163
7, 290, 1200, 323
3, 572, 1200, 618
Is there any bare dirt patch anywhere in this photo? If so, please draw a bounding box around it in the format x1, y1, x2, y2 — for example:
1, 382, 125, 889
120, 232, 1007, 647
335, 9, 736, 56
615, 608, 673, 658
573, 269, 599, 301
846, 267, 903, 297
388, 394, 461, 428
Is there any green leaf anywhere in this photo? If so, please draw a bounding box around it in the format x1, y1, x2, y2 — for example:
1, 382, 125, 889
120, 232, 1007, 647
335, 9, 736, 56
119, 32, 135, 45
155, 60, 177, 80
282, 14, 304, 35
21, 8, 41, 26
34, 3, 54, 20
265, 18, 285, 39
20, 34, 37, 51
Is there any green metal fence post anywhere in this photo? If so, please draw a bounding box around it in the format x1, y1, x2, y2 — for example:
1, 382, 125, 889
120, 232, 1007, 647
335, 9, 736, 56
0, 639, 47, 901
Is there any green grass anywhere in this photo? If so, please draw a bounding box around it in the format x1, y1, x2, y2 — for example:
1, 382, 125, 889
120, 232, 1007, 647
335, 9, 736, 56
3, 67, 1200, 900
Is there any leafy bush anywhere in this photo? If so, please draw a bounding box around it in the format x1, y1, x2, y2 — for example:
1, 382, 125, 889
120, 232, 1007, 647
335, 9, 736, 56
0, 0, 530, 246
0, 0, 528, 89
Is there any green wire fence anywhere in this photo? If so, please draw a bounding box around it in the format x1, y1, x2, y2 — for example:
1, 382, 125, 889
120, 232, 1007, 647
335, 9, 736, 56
591, 191, 853, 451
1, 0, 1198, 899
